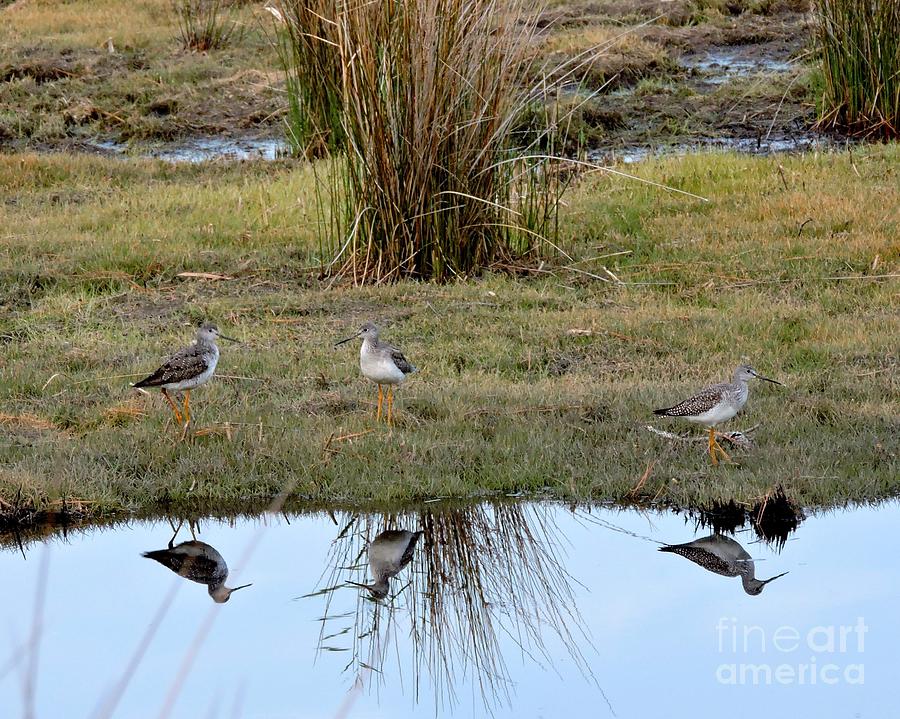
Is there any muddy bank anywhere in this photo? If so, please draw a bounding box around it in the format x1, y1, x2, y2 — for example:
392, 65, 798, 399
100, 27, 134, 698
1, 0, 825, 160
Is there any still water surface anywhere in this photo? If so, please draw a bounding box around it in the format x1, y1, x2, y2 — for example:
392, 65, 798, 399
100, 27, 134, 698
1, 501, 896, 718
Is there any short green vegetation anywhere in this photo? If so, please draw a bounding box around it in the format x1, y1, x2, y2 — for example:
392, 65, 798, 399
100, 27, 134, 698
1, 147, 897, 523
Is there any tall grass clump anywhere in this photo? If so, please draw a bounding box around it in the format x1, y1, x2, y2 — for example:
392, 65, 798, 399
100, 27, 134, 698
276, 0, 567, 283
274, 0, 345, 157
815, 0, 899, 138
173, 0, 240, 51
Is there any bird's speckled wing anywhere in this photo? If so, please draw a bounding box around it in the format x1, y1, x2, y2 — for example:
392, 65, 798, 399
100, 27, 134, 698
134, 344, 210, 388
654, 381, 728, 417
388, 345, 416, 375
142, 542, 226, 584
659, 545, 733, 576
398, 530, 422, 567
369, 530, 422, 576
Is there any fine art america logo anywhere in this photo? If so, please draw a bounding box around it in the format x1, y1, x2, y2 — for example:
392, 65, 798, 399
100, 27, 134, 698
715, 617, 867, 685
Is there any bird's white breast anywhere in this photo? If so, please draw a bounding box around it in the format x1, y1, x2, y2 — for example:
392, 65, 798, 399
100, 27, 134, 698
685, 402, 739, 427
360, 341, 405, 385
687, 384, 748, 427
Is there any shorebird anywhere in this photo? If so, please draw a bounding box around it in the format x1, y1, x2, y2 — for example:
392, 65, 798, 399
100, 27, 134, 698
653, 363, 781, 464
335, 322, 416, 425
142, 532, 251, 603
659, 534, 788, 595
134, 322, 236, 431
350, 529, 422, 599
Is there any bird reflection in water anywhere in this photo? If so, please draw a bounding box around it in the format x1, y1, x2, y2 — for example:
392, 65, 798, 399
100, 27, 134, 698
349, 529, 422, 599
660, 533, 788, 595
308, 503, 599, 711
142, 520, 251, 603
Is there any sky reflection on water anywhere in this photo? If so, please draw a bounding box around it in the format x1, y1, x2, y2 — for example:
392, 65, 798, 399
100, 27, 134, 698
0, 501, 897, 718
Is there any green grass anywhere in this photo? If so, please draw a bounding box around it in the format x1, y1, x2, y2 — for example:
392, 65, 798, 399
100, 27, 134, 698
0, 147, 897, 524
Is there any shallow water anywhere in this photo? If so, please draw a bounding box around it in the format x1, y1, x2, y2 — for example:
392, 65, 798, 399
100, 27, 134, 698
680, 50, 795, 85
1, 501, 896, 718
589, 133, 837, 164
91, 136, 286, 163
96, 131, 832, 169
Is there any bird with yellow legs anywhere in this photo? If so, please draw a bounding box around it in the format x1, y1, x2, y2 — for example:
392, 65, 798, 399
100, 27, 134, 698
335, 322, 417, 426
133, 322, 237, 437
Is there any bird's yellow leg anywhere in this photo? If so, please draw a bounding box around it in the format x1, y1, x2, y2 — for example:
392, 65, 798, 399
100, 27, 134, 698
162, 389, 183, 425
714, 436, 733, 463
376, 384, 383, 422
708, 427, 719, 466
167, 518, 183, 548
387, 386, 394, 427
178, 391, 192, 441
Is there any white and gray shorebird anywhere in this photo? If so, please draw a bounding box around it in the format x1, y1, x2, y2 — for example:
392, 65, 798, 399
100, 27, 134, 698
335, 322, 417, 425
350, 529, 423, 599
143, 537, 251, 603
659, 534, 788, 595
653, 363, 782, 464
134, 322, 237, 430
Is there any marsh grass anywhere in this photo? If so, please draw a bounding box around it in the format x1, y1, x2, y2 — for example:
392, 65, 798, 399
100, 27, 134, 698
276, 0, 572, 282
0, 0, 279, 144
815, 0, 900, 138
0, 148, 897, 525
173, 0, 241, 52
274, 0, 345, 157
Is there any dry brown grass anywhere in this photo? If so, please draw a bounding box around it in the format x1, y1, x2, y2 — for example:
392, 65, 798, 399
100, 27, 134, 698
279, 0, 565, 282
0, 0, 280, 144
102, 400, 148, 426
2, 0, 176, 49
0, 412, 59, 432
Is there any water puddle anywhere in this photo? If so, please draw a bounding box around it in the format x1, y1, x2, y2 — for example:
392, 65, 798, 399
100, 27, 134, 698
94, 131, 831, 167
589, 133, 836, 164
1, 500, 895, 717
91, 136, 285, 163
680, 49, 796, 85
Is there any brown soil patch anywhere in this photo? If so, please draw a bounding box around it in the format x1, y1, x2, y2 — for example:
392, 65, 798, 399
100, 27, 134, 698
1, 0, 821, 157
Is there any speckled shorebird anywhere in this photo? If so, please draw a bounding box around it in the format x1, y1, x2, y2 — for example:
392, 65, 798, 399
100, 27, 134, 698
350, 529, 422, 599
134, 322, 236, 430
659, 534, 787, 595
653, 363, 781, 464
143, 537, 251, 603
335, 322, 416, 425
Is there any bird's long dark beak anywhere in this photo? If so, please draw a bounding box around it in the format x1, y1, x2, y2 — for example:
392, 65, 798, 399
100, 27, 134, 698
219, 334, 240, 343
752, 371, 782, 386
232, 583, 252, 592
345, 580, 372, 589
334, 332, 360, 347
761, 571, 789, 585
